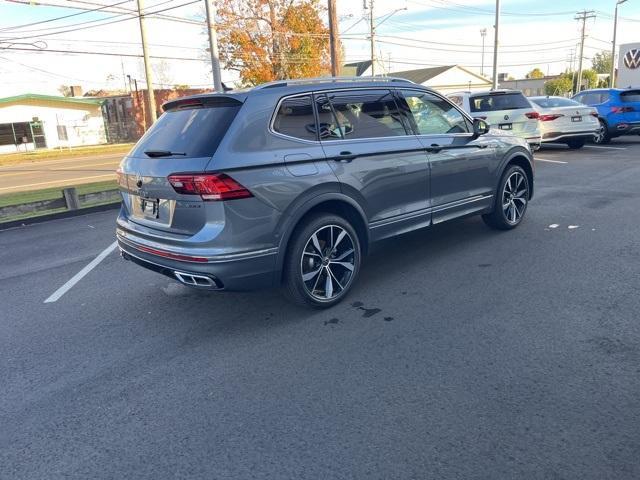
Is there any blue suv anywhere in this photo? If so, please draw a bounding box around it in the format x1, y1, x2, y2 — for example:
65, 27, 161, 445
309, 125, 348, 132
573, 88, 640, 144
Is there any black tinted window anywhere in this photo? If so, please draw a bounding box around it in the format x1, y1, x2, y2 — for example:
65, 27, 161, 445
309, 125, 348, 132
317, 89, 407, 140
470, 93, 531, 112
400, 90, 470, 134
130, 104, 240, 158
621, 90, 640, 102
531, 97, 582, 108
273, 95, 316, 141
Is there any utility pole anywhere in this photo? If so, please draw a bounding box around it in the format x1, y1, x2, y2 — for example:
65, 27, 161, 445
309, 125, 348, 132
575, 10, 596, 94
204, 0, 223, 92
328, 0, 341, 76
491, 0, 500, 89
610, 0, 627, 88
136, 0, 157, 126
480, 28, 487, 76
366, 0, 375, 76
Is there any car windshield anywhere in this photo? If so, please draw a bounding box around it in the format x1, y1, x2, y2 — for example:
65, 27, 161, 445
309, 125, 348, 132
531, 97, 582, 108
470, 93, 531, 112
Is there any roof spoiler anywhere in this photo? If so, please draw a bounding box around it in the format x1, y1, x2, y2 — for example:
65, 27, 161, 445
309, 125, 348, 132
162, 95, 242, 112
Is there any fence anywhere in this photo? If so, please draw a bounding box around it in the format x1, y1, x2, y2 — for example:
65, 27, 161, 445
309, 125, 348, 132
1, 187, 120, 220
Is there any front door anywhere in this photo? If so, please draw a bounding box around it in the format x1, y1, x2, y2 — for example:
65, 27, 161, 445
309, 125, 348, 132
315, 89, 430, 239
396, 89, 495, 224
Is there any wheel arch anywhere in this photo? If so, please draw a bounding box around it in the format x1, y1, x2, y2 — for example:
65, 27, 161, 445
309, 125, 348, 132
500, 148, 534, 200
274, 191, 370, 280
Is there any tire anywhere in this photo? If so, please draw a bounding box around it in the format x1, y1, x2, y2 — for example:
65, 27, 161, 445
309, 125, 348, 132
482, 165, 530, 231
593, 120, 611, 144
282, 213, 361, 308
566, 138, 585, 149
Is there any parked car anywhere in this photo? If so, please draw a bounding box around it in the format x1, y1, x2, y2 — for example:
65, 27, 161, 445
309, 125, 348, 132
116, 77, 534, 308
448, 90, 542, 150
572, 88, 640, 144
528, 96, 599, 149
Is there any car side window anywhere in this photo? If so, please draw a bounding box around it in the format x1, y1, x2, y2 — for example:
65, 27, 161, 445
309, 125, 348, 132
316, 89, 408, 140
399, 90, 471, 135
273, 95, 317, 141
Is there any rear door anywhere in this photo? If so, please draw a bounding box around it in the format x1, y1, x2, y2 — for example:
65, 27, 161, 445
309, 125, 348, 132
315, 89, 430, 232
119, 96, 241, 235
470, 92, 539, 139
397, 89, 496, 223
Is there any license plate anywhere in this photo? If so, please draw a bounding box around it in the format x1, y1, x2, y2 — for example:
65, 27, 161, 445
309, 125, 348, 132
140, 197, 159, 218
499, 123, 512, 130
571, 116, 582, 122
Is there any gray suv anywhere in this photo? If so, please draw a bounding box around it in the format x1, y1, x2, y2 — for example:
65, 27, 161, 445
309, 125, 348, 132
116, 77, 534, 308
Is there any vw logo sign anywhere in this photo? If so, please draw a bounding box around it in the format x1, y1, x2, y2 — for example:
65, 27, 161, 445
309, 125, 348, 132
504, 114, 509, 121
623, 49, 640, 69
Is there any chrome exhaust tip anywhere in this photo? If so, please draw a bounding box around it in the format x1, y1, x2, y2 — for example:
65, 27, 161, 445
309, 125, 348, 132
174, 271, 222, 289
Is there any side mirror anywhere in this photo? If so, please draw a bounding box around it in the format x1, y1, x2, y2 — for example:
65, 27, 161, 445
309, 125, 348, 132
472, 118, 490, 138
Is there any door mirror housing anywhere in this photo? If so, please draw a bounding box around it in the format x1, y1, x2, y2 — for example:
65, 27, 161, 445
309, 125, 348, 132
472, 118, 490, 138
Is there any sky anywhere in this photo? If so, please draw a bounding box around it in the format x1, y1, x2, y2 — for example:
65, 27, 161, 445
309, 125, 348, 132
1, 0, 640, 96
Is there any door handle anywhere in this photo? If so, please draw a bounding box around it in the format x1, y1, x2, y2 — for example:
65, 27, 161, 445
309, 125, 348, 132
426, 144, 443, 153
426, 143, 489, 153
333, 151, 357, 162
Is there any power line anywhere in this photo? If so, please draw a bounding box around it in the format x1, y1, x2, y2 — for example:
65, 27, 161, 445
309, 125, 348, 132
0, 0, 132, 32
1, 0, 197, 40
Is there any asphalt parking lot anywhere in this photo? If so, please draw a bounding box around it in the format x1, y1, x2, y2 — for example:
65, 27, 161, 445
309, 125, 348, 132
1, 138, 639, 479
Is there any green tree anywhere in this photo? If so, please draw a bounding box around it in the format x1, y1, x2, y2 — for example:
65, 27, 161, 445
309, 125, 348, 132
526, 68, 545, 79
578, 69, 598, 91
544, 73, 573, 96
592, 51, 612, 74
57, 85, 72, 97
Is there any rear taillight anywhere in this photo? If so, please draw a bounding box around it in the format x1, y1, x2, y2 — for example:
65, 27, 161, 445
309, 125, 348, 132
116, 167, 126, 187
168, 173, 252, 201
525, 111, 540, 119
538, 114, 564, 122
611, 106, 635, 113
590, 111, 599, 118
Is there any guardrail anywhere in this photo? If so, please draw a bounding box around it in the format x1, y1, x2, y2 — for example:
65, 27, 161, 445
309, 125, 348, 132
0, 187, 120, 219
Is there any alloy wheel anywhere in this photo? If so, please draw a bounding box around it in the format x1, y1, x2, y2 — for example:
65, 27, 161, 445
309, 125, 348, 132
502, 171, 528, 224
300, 225, 356, 301
593, 123, 606, 144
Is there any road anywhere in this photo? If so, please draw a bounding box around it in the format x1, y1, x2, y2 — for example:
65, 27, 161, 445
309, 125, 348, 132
0, 153, 122, 194
1, 139, 640, 479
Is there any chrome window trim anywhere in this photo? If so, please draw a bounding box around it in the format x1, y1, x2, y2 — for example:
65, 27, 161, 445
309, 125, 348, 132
268, 85, 460, 144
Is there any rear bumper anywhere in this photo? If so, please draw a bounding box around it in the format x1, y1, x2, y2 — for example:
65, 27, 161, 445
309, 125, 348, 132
117, 230, 278, 291
524, 136, 542, 146
541, 130, 598, 143
609, 121, 640, 136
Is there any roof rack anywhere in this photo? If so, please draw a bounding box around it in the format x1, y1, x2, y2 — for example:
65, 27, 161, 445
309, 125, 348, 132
253, 76, 414, 90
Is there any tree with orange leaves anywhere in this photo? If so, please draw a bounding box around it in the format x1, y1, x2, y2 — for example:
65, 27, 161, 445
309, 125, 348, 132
216, 0, 331, 86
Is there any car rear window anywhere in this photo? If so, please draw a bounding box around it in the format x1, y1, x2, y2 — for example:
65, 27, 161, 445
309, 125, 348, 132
575, 92, 610, 105
470, 93, 531, 112
621, 90, 640, 102
531, 97, 582, 108
130, 102, 241, 158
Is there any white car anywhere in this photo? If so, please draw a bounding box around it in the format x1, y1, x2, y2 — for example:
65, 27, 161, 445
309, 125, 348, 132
528, 96, 600, 149
448, 90, 541, 149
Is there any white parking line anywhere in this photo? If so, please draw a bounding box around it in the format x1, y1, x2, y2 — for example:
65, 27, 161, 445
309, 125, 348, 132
584, 145, 627, 150
535, 158, 568, 164
44, 241, 117, 303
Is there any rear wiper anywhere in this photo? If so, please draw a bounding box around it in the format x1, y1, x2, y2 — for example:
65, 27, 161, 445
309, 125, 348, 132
144, 150, 187, 158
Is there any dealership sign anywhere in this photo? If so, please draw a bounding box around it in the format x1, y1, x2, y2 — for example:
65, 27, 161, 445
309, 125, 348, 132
617, 43, 640, 87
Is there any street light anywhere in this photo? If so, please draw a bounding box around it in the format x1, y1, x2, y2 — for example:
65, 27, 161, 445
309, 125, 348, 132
610, 0, 628, 88
480, 28, 487, 76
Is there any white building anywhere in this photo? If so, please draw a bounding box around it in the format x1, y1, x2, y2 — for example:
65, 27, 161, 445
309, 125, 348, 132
0, 94, 107, 154
342, 62, 492, 94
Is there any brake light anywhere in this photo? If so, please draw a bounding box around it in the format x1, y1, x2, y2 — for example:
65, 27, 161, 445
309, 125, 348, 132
611, 106, 635, 113
525, 111, 540, 119
168, 173, 252, 201
538, 114, 564, 122
590, 111, 599, 118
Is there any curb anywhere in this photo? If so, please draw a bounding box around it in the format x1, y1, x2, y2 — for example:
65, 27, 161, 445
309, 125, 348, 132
0, 202, 120, 231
